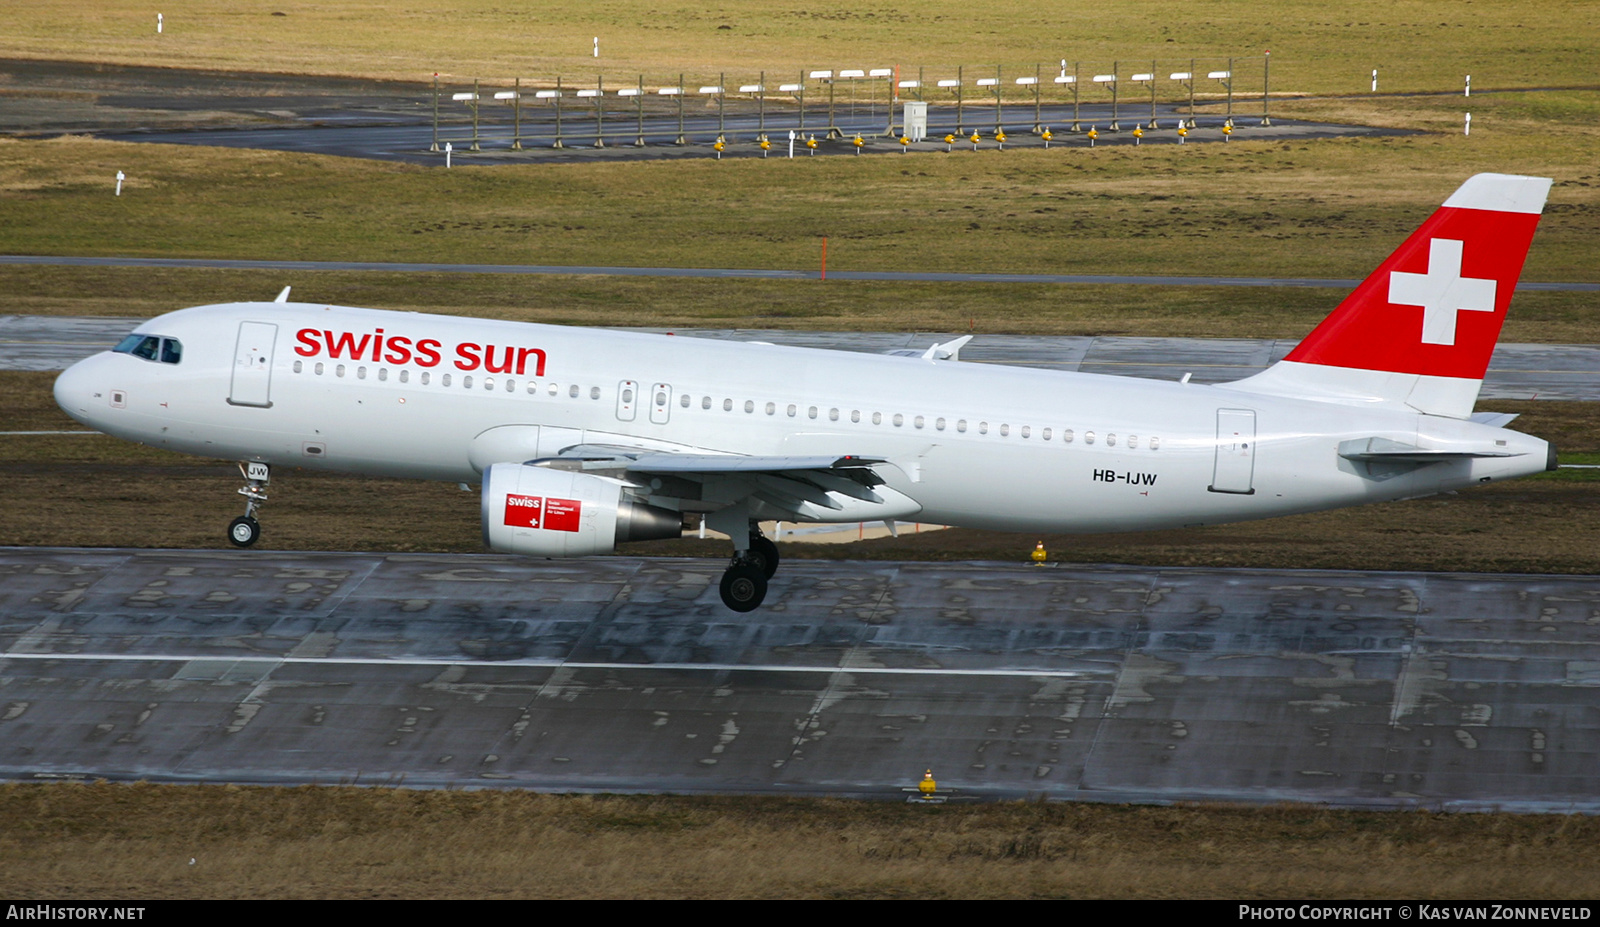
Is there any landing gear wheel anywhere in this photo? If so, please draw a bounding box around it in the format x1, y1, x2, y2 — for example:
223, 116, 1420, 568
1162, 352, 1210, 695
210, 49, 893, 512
228, 515, 261, 548
747, 534, 780, 580
719, 560, 768, 612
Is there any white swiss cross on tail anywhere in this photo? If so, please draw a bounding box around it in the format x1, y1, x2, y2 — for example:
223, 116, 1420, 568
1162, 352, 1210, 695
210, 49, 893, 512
1388, 238, 1497, 346
1238, 173, 1551, 420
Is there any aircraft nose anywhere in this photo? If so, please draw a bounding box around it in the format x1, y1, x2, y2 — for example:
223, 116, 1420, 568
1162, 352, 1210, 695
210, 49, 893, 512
54, 356, 105, 428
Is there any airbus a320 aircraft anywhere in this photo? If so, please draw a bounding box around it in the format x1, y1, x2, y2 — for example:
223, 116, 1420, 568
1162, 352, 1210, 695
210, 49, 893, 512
54, 173, 1556, 611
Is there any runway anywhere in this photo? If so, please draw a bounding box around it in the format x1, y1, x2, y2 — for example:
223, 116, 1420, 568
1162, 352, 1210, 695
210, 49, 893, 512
2, 547, 1597, 810
8, 314, 1600, 399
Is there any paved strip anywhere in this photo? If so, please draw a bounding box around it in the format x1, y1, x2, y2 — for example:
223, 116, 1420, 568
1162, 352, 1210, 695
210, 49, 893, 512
4, 254, 1596, 291
0, 651, 1084, 678
2, 547, 1598, 810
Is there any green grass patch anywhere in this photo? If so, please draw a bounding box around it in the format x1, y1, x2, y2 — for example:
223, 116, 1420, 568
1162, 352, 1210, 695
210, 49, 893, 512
2, 111, 1598, 281
4, 0, 1599, 95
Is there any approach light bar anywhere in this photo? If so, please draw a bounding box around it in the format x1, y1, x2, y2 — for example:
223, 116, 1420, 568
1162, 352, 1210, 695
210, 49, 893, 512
739, 84, 763, 93
1015, 76, 1038, 85
698, 85, 723, 94
657, 87, 681, 95
1208, 70, 1231, 80
1053, 75, 1076, 84
1093, 74, 1116, 83
976, 77, 998, 87
576, 89, 600, 97
937, 79, 960, 88
1170, 72, 1193, 81
778, 83, 804, 92
535, 90, 561, 99
493, 91, 518, 100
617, 88, 640, 96
809, 70, 833, 79
868, 68, 892, 77
451, 93, 478, 101
1131, 73, 1153, 82
840, 69, 865, 78
898, 80, 921, 88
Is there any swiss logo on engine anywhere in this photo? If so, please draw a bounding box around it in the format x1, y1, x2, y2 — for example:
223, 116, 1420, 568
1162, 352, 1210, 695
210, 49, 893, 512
503, 494, 582, 532
504, 493, 544, 529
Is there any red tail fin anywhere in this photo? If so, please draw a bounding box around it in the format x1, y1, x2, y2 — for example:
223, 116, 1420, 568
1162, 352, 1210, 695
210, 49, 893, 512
1233, 174, 1551, 417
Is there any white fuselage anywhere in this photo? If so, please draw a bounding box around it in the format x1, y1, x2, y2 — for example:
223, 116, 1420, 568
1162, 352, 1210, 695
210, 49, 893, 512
54, 302, 1551, 533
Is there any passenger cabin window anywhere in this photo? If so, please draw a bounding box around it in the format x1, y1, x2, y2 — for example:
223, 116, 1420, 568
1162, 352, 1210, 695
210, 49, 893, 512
113, 334, 183, 365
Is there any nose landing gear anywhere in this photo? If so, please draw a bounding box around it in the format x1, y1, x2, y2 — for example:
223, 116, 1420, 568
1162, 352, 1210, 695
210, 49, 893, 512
229, 461, 269, 548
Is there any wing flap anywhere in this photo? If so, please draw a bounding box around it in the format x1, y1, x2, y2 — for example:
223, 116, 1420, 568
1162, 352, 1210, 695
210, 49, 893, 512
626, 453, 886, 474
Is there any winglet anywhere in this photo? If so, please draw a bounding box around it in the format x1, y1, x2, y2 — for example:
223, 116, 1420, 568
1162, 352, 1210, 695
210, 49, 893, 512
922, 335, 973, 362
274, 286, 292, 304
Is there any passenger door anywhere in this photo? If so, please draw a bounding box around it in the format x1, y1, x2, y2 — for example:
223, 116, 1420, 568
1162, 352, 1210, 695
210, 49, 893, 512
1209, 408, 1256, 494
228, 321, 277, 408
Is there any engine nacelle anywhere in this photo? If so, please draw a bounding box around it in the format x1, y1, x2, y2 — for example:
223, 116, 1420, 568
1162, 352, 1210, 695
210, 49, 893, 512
481, 462, 683, 557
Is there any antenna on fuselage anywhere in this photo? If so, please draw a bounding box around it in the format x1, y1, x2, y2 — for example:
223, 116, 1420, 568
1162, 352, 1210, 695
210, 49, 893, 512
273, 286, 291, 304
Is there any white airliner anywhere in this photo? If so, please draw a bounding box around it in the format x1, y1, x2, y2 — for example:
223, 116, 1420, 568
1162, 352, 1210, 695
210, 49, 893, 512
54, 173, 1556, 611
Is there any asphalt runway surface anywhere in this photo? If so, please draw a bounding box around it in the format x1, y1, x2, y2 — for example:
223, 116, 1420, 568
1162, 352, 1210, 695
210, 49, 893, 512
101, 105, 1407, 164
8, 313, 1600, 400
3, 547, 1597, 810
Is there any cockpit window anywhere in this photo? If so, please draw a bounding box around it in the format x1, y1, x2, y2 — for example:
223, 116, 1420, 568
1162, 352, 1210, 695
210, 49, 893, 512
113, 334, 183, 365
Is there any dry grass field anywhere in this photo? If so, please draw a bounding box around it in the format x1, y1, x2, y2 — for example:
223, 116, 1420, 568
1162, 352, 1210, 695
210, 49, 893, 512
5, 783, 1600, 900
4, 0, 1597, 93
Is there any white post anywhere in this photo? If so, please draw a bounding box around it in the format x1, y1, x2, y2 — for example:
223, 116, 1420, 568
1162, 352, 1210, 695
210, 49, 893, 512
1465, 74, 1471, 97
1371, 69, 1377, 92
788, 129, 795, 158
593, 37, 598, 58
157, 13, 163, 33
115, 170, 124, 196
445, 141, 453, 167
1464, 112, 1471, 136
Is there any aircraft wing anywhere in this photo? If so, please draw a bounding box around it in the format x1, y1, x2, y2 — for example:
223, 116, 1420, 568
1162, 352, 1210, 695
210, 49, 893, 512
537, 446, 907, 519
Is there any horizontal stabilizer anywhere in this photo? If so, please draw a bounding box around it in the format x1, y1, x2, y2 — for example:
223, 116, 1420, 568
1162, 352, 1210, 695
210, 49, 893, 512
1469, 411, 1519, 428
1338, 436, 1521, 463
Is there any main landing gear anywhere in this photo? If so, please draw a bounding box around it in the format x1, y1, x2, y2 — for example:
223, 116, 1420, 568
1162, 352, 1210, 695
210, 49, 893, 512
718, 527, 780, 612
228, 461, 269, 548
